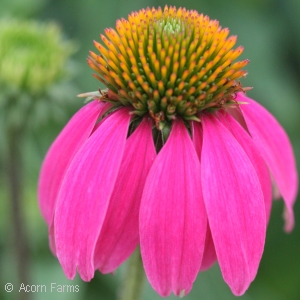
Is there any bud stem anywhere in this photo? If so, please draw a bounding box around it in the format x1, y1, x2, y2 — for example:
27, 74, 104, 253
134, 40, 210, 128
118, 247, 145, 300
6, 126, 31, 300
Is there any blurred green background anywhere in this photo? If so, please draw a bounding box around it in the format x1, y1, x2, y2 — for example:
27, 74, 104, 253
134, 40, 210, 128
1, 0, 300, 299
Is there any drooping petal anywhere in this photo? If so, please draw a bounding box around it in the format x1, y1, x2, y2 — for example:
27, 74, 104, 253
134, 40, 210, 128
219, 110, 272, 222
192, 121, 217, 271
199, 224, 217, 271
191, 120, 203, 159
238, 93, 298, 232
93, 117, 156, 273
48, 223, 56, 255
54, 108, 131, 281
38, 100, 108, 225
140, 119, 207, 297
201, 113, 266, 296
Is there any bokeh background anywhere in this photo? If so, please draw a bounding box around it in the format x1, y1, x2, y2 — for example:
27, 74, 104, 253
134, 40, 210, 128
1, 0, 300, 299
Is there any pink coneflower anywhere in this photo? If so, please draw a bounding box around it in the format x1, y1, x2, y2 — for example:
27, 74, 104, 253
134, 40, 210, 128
38, 6, 298, 297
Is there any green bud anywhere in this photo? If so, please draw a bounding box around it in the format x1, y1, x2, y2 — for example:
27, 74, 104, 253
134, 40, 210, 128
0, 18, 77, 130
0, 18, 75, 94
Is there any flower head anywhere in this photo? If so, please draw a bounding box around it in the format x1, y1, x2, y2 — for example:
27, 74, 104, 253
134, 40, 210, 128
38, 6, 298, 297
88, 6, 248, 126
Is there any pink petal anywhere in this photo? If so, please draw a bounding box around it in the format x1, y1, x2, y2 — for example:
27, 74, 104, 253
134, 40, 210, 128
48, 223, 56, 255
200, 224, 217, 271
140, 119, 207, 297
191, 122, 217, 271
191, 120, 203, 159
201, 113, 266, 296
218, 110, 272, 222
54, 108, 131, 281
238, 93, 298, 232
93, 117, 156, 273
38, 100, 108, 225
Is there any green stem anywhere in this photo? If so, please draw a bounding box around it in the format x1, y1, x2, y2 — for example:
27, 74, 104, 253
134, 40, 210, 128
118, 247, 145, 300
7, 127, 31, 300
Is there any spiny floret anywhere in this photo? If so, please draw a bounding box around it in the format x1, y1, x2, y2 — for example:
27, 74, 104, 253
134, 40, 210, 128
88, 5, 249, 122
